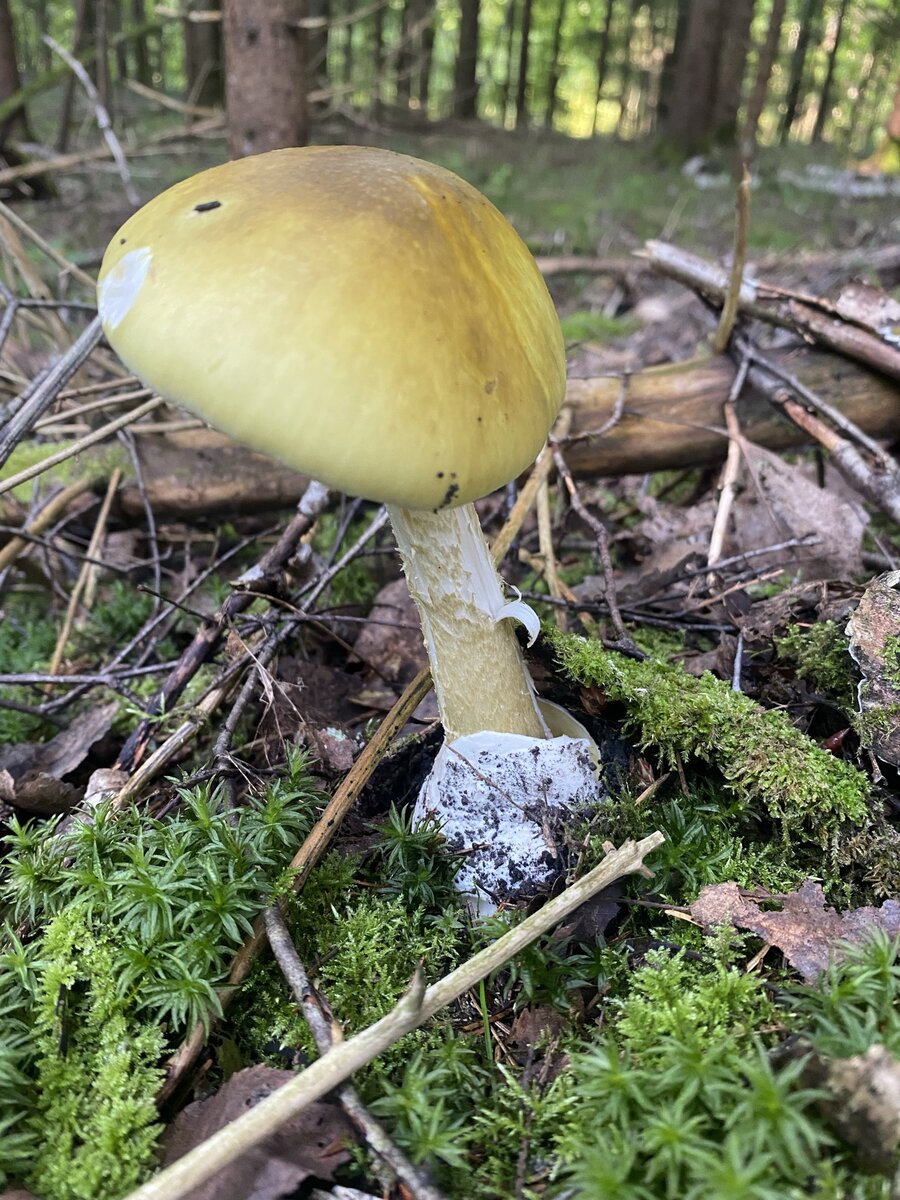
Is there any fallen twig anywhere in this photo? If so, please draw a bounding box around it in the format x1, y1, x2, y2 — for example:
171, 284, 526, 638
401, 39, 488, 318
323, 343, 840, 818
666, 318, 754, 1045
642, 240, 900, 382
264, 907, 446, 1200
129, 834, 665, 1200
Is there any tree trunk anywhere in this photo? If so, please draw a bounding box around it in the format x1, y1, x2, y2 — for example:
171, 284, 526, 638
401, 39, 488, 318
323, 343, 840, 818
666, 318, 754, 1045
371, 0, 384, 110
615, 0, 639, 138
453, 0, 480, 117
778, 0, 820, 143
223, 0, 308, 158
740, 0, 786, 160
94, 0, 111, 117
57, 0, 93, 151
657, 0, 689, 128
131, 0, 153, 85
513, 0, 533, 127
184, 1, 224, 107
498, 0, 517, 120
545, 0, 567, 126
395, 0, 416, 105
663, 0, 723, 150
711, 0, 753, 143
306, 0, 329, 96
417, 10, 436, 110
811, 0, 849, 142
591, 0, 614, 134
0, 0, 31, 142
342, 0, 354, 94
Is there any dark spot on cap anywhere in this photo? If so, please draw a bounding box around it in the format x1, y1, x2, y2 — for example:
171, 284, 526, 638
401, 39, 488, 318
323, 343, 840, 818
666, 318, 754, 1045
477, 416, 483, 423
194, 200, 222, 213
119, 237, 126, 245
436, 471, 444, 478
438, 481, 460, 509
484, 378, 497, 394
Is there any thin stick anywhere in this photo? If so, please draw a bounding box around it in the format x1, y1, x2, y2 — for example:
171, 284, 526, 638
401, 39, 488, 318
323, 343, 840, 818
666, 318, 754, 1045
0, 316, 105, 470
536, 479, 566, 630
48, 468, 122, 674
43, 34, 140, 207
0, 396, 161, 496
706, 355, 750, 576
264, 907, 446, 1200
713, 164, 751, 354
0, 477, 92, 574
129, 834, 665, 1200
551, 444, 635, 651
0, 199, 97, 290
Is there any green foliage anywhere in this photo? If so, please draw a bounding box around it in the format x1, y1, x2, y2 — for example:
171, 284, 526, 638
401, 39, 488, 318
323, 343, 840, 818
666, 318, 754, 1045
311, 510, 382, 611
368, 804, 462, 911
560, 310, 640, 343
788, 933, 900, 1060
776, 621, 856, 710
235, 884, 461, 1077
27, 907, 164, 1200
553, 952, 837, 1200
0, 751, 322, 1197
549, 630, 871, 838
0, 596, 59, 743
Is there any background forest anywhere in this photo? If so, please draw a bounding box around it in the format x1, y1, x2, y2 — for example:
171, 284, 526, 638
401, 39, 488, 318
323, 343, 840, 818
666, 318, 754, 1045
1, 0, 898, 158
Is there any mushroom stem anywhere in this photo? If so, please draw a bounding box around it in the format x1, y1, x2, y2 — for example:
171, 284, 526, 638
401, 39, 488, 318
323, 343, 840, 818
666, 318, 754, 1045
387, 503, 550, 742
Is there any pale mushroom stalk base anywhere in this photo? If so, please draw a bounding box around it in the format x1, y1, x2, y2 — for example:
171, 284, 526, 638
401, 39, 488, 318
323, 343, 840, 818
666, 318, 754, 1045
386, 503, 550, 742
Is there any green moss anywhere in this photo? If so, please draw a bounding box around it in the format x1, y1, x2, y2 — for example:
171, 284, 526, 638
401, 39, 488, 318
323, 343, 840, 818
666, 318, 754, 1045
776, 621, 856, 709
234, 884, 461, 1081
549, 629, 870, 838
882, 635, 900, 688
311, 510, 383, 611
1, 441, 126, 501
560, 310, 640, 343
0, 595, 59, 743
26, 907, 164, 1200
0, 754, 324, 1194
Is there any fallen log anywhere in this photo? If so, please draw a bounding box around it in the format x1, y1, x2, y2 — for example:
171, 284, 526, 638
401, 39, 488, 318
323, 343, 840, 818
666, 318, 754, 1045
114, 346, 900, 515
564, 346, 900, 477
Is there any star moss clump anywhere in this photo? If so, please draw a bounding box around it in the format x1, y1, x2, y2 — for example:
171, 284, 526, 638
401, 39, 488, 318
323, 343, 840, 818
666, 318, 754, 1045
548, 629, 871, 839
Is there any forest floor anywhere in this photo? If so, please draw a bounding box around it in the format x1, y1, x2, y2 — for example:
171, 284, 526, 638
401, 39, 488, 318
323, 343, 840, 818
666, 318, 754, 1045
1, 103, 900, 1200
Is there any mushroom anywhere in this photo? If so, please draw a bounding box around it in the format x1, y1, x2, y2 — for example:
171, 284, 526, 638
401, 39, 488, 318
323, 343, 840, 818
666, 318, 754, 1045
98, 146, 599, 904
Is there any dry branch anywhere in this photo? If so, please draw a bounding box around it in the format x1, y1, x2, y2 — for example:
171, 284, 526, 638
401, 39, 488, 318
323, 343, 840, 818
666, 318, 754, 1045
643, 240, 900, 382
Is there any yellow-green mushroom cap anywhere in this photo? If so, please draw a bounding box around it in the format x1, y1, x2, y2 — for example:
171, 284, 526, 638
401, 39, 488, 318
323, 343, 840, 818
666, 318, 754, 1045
97, 146, 566, 511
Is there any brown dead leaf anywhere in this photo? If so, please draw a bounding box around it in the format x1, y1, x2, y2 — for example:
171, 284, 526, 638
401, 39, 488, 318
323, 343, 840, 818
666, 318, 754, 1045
350, 578, 438, 724
0, 703, 118, 814
690, 879, 900, 982
161, 1065, 353, 1200
846, 571, 900, 766
733, 445, 867, 581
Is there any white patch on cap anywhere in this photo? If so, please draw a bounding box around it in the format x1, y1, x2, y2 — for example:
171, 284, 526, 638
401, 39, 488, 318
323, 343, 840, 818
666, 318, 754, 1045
97, 247, 152, 331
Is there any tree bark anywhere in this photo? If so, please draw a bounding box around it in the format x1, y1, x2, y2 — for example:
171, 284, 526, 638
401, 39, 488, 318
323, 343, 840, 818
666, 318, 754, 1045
56, 0, 93, 151
131, 0, 153, 85
591, 0, 614, 134
0, 0, 31, 142
663, 0, 724, 149
453, 0, 480, 117
811, 0, 850, 142
223, 0, 307, 159
711, 0, 754, 143
513, 0, 533, 128
615, 0, 639, 138
184, 1, 224, 107
778, 0, 821, 142
544, 0, 567, 126
740, 0, 786, 160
